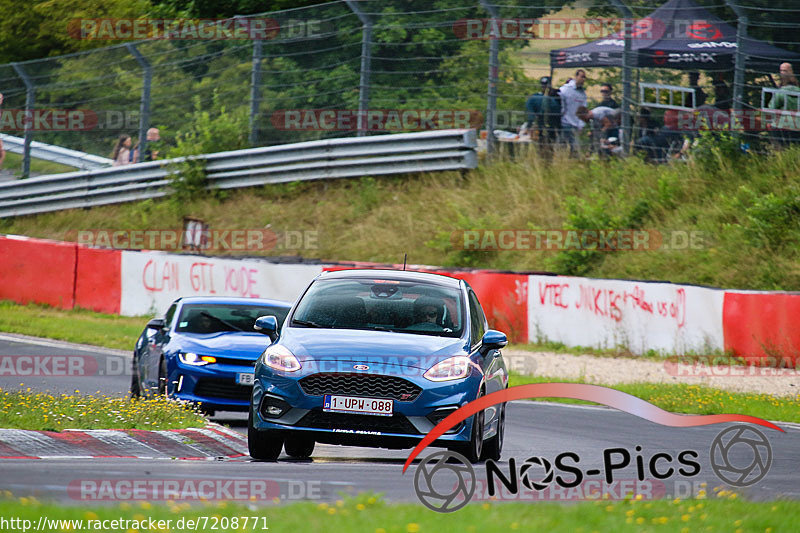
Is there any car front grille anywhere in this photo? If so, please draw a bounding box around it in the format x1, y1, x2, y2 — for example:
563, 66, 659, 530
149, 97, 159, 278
298, 373, 422, 401
193, 378, 252, 401
298, 410, 420, 435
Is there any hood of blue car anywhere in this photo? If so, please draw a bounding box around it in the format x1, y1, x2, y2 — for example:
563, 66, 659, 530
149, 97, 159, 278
174, 332, 271, 360
280, 328, 469, 369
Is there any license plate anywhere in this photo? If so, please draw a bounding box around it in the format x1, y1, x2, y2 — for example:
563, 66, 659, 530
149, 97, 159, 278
323, 395, 393, 416
236, 373, 254, 385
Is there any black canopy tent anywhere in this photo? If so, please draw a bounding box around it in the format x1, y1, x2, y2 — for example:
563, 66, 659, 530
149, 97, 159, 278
549, 0, 800, 72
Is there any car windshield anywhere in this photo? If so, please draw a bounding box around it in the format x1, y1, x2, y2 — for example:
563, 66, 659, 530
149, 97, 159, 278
176, 303, 289, 334
291, 278, 464, 337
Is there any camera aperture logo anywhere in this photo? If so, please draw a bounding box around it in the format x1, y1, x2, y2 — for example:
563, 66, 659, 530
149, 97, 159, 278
406, 384, 782, 511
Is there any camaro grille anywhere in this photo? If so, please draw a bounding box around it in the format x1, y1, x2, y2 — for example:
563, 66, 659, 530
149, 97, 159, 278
298, 410, 420, 434
193, 378, 251, 401
298, 373, 422, 401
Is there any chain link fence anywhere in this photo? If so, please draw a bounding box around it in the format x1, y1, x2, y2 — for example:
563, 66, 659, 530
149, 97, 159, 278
1, 0, 798, 178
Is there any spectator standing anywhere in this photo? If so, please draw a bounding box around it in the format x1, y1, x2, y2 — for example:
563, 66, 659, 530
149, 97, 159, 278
598, 84, 619, 109
559, 69, 588, 153
769, 63, 800, 145
769, 62, 799, 110
143, 127, 161, 161
111, 134, 132, 166
525, 76, 560, 149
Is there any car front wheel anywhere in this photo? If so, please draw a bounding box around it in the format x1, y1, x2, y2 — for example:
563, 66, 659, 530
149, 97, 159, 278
450, 399, 485, 463
284, 433, 315, 459
248, 406, 284, 461
481, 402, 505, 462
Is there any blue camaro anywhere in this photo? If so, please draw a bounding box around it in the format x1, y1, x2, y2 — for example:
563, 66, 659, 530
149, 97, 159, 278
131, 296, 291, 414
248, 269, 509, 462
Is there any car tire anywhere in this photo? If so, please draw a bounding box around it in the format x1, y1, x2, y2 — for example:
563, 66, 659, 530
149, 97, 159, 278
450, 396, 485, 463
248, 406, 284, 461
284, 434, 315, 459
130, 357, 141, 398
481, 402, 505, 462
156, 357, 168, 396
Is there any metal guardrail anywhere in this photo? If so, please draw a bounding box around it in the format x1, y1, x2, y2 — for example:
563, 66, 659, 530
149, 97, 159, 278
0, 134, 112, 170
0, 129, 477, 218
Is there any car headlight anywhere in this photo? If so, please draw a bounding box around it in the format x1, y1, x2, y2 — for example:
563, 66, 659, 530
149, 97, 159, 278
261, 345, 301, 372
423, 356, 472, 381
179, 352, 217, 366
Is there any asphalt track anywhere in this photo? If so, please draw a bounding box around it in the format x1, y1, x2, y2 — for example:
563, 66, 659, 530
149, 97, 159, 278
1, 335, 798, 505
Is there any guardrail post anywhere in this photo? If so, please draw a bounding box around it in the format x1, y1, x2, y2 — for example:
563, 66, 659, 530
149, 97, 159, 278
126, 44, 152, 163
11, 63, 35, 179
346, 0, 373, 137
611, 0, 633, 155
249, 37, 264, 146
480, 0, 500, 154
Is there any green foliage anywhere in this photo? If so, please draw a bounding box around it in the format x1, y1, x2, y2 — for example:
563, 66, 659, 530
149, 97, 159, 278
165, 91, 248, 202
690, 131, 745, 174
426, 211, 501, 268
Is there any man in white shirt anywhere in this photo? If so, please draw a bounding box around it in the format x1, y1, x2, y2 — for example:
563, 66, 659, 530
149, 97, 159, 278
559, 69, 588, 154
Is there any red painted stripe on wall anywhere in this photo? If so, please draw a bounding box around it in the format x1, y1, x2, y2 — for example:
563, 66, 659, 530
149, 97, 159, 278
723, 291, 800, 361
0, 235, 77, 309
74, 246, 122, 314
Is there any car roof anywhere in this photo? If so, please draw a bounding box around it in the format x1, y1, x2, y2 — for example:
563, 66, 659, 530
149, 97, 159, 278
177, 296, 291, 308
318, 269, 463, 288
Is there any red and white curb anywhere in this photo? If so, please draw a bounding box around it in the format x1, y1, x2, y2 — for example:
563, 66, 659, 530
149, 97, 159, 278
0, 424, 248, 460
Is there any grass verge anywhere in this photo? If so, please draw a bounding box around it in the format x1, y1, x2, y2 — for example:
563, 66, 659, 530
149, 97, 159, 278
3, 147, 800, 292
2, 152, 77, 177
0, 493, 795, 532
509, 373, 800, 423
0, 390, 205, 430
0, 300, 144, 352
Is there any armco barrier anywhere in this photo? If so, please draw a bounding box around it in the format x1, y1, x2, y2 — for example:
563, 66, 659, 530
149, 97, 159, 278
0, 130, 478, 218
723, 291, 800, 361
1, 234, 798, 358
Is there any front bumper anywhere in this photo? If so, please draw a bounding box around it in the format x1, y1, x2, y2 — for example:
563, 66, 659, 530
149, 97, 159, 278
250, 365, 486, 448
168, 360, 256, 411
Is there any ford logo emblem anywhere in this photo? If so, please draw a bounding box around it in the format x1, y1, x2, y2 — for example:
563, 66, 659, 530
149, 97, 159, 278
353, 365, 369, 370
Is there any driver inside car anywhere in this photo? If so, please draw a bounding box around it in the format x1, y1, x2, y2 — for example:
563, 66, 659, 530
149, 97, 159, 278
413, 296, 444, 328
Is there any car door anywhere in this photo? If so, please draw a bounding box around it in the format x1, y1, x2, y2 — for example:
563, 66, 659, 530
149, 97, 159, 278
141, 302, 177, 391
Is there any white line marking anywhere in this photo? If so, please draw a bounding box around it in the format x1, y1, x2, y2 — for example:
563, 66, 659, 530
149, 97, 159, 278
0, 333, 130, 357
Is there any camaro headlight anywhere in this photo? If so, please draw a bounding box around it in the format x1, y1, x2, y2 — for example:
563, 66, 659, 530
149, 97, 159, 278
423, 356, 471, 381
261, 345, 301, 372
179, 352, 216, 366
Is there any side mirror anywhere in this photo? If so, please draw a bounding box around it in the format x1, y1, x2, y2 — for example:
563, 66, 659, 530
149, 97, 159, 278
146, 318, 166, 330
481, 329, 508, 354
254, 315, 279, 342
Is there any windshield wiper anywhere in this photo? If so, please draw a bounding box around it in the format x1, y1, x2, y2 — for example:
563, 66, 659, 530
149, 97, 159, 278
292, 319, 327, 328
201, 311, 245, 332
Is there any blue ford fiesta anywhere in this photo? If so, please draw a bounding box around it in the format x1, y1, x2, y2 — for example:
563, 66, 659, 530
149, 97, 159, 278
131, 296, 291, 414
248, 269, 509, 463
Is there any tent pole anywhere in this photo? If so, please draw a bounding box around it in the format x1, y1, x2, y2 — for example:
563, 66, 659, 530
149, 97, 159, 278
610, 0, 633, 155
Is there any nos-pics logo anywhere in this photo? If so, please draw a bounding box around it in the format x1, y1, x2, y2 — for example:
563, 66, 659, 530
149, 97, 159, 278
413, 424, 772, 512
